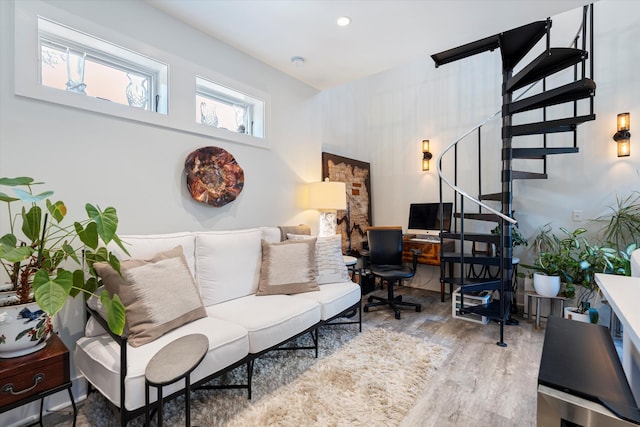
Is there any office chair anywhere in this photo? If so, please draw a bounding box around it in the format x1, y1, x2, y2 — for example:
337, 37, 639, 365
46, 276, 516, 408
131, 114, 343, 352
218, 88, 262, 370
363, 227, 422, 319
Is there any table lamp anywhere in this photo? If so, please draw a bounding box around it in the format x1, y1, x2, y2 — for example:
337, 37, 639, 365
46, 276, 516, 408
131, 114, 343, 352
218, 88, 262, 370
308, 179, 346, 236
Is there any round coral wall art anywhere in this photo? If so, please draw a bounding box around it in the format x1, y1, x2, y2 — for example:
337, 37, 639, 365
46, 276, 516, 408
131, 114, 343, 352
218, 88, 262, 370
185, 146, 244, 207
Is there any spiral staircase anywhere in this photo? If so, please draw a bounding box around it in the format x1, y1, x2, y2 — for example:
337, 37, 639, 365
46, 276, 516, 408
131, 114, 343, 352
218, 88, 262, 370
431, 5, 595, 346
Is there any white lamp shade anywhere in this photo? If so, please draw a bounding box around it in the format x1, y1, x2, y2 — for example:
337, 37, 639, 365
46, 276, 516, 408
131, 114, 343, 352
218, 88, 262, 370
308, 181, 346, 211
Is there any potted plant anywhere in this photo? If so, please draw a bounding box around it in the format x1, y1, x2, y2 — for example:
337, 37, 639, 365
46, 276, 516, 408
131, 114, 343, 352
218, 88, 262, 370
0, 177, 127, 357
521, 226, 585, 298
523, 225, 631, 323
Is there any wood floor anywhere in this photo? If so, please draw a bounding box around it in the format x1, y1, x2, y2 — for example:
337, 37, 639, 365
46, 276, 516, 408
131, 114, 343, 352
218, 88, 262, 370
43, 286, 545, 426
365, 286, 545, 427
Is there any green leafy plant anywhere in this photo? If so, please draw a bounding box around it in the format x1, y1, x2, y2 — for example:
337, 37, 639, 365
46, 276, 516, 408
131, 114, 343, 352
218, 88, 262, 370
0, 177, 127, 335
522, 226, 630, 312
594, 191, 640, 251
490, 224, 528, 248
521, 227, 585, 299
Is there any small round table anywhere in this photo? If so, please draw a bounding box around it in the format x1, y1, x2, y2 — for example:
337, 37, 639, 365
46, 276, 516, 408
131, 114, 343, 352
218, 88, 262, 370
145, 334, 209, 427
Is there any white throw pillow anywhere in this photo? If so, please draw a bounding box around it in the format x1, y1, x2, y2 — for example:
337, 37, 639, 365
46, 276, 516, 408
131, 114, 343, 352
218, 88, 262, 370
287, 234, 350, 284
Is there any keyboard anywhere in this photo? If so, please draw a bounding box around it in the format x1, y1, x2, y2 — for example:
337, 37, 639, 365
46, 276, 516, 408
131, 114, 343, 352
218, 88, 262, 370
410, 237, 440, 243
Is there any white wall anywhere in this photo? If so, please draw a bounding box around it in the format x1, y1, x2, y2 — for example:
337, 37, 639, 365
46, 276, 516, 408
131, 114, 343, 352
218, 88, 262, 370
320, 0, 640, 291
0, 1, 320, 425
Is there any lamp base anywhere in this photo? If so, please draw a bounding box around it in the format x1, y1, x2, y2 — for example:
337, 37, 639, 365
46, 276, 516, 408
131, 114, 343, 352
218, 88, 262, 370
319, 211, 337, 237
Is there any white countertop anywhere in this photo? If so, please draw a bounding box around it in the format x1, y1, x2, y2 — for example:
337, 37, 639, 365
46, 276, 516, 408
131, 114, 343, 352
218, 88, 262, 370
595, 273, 640, 354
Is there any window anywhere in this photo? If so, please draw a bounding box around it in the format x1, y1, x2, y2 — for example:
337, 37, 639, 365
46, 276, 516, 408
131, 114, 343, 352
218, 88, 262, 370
38, 17, 168, 114
196, 77, 265, 139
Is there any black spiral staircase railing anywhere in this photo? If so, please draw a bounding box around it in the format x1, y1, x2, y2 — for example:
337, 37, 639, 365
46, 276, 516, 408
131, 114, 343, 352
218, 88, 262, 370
431, 5, 595, 346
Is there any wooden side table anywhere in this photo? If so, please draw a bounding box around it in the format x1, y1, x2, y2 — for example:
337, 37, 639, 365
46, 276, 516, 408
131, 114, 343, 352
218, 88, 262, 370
0, 333, 76, 426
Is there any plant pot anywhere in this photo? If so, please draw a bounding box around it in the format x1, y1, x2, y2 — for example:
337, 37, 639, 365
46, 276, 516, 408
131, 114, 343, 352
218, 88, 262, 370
564, 307, 590, 323
0, 301, 52, 358
533, 273, 561, 297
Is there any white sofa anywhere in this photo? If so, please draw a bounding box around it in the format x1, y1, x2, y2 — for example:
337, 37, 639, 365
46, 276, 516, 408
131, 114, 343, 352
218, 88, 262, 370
73, 226, 361, 425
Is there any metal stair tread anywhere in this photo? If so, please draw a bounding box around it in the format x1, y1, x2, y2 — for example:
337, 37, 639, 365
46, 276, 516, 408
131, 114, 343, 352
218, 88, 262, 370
441, 232, 501, 243
441, 252, 501, 266
453, 212, 501, 222
506, 47, 588, 92
512, 170, 548, 180
498, 20, 549, 70
442, 276, 500, 286
478, 192, 502, 201
507, 114, 596, 136
506, 78, 596, 114
431, 20, 547, 69
512, 147, 579, 159
431, 34, 500, 67
460, 300, 511, 322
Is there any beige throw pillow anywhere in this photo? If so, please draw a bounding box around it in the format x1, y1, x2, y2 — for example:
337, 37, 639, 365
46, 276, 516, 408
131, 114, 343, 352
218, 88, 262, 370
287, 234, 350, 284
257, 238, 319, 295
94, 246, 206, 347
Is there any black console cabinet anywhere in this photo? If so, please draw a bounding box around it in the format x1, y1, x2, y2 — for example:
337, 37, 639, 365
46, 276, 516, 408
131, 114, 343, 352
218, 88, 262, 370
538, 316, 640, 426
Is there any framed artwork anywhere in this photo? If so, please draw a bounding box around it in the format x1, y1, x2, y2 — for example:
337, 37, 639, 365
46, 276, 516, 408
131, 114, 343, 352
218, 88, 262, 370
322, 152, 372, 256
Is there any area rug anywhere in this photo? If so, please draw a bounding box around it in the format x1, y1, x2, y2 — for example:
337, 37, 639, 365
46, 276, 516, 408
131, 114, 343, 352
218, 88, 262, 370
68, 326, 449, 426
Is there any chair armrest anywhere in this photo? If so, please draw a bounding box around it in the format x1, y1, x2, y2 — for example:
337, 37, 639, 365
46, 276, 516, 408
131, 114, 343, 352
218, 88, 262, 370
410, 249, 421, 271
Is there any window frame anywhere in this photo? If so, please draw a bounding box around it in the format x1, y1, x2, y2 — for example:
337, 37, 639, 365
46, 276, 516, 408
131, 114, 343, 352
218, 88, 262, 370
195, 76, 266, 139
14, 0, 270, 149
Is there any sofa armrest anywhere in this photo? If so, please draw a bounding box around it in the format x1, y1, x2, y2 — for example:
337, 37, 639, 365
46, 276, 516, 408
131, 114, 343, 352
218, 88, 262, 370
84, 303, 130, 423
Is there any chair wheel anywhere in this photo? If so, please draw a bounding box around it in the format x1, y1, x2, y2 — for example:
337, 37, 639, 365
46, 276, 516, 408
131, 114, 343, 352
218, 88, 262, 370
395, 311, 401, 320
416, 306, 422, 312
364, 306, 369, 312
367, 296, 374, 303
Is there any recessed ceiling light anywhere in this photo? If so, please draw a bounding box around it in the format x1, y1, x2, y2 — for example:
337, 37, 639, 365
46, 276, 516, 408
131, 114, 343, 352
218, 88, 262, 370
291, 56, 305, 67
336, 16, 351, 27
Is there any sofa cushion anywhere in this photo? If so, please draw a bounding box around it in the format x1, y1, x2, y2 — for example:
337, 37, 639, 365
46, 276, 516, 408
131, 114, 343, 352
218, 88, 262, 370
95, 246, 206, 347
206, 294, 320, 353
74, 316, 249, 411
257, 238, 319, 295
195, 228, 263, 305
108, 232, 196, 278
261, 226, 282, 243
287, 234, 350, 285
292, 281, 361, 320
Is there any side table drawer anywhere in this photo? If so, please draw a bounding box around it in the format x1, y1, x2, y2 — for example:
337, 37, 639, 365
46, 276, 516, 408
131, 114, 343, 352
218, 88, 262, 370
0, 334, 70, 409
0, 357, 66, 407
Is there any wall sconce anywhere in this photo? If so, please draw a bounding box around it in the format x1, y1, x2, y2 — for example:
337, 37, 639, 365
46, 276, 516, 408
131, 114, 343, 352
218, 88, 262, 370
613, 112, 631, 157
422, 140, 432, 171
308, 179, 347, 236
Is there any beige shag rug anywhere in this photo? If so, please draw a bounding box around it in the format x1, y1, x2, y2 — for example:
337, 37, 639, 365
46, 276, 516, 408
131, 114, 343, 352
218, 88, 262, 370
68, 326, 449, 426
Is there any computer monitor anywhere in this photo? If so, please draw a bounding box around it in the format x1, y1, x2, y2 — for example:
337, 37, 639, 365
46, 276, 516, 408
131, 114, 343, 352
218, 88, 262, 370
407, 202, 453, 237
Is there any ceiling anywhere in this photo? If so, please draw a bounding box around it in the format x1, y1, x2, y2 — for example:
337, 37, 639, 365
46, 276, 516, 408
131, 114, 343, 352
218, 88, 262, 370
146, 0, 591, 90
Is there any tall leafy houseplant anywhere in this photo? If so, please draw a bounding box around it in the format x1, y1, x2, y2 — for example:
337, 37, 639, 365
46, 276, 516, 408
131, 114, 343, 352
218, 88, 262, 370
595, 191, 640, 252
523, 226, 629, 313
0, 177, 127, 335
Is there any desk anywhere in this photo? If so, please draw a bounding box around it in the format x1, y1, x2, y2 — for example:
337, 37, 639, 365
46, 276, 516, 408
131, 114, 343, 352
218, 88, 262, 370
596, 273, 640, 405
402, 236, 455, 302
401, 236, 454, 265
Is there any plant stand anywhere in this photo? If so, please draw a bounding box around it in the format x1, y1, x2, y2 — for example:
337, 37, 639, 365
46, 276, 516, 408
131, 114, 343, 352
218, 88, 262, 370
525, 291, 567, 330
